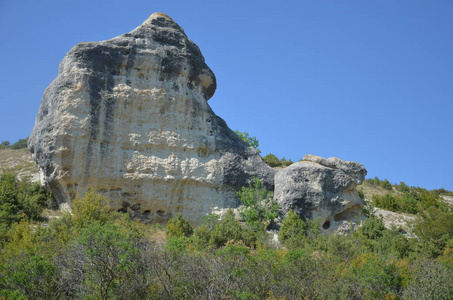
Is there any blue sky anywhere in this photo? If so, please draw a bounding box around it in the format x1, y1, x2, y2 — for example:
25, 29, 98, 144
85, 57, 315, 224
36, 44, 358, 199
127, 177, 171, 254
1, 0, 452, 190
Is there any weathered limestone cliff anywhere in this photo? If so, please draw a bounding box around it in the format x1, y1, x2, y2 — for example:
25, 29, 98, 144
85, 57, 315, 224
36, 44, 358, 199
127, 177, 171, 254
29, 13, 274, 223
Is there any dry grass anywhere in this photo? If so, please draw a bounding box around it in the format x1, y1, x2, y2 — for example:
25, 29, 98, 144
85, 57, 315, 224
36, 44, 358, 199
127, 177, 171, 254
146, 225, 167, 247
357, 181, 400, 201
0, 148, 37, 179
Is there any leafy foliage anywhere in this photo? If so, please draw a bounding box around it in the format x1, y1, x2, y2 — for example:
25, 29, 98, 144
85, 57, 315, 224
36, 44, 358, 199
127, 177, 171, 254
278, 210, 307, 248
193, 210, 258, 248
0, 137, 28, 150
262, 153, 293, 167
237, 177, 278, 229
0, 179, 452, 299
166, 213, 193, 238
0, 173, 49, 229
234, 130, 261, 153
71, 190, 112, 227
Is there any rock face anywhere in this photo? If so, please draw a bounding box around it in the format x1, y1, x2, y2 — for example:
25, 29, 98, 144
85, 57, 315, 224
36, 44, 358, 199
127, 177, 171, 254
28, 13, 275, 224
274, 155, 367, 234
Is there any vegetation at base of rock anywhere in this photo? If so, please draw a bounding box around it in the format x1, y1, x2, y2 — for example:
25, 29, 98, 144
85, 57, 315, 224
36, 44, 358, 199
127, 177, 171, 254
262, 153, 294, 168
234, 130, 261, 153
0, 173, 51, 229
278, 210, 307, 248
166, 213, 193, 238
237, 177, 278, 229
0, 184, 452, 299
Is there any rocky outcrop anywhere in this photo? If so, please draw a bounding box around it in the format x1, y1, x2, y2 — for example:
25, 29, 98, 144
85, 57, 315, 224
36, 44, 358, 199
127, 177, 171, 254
274, 155, 367, 234
28, 13, 274, 224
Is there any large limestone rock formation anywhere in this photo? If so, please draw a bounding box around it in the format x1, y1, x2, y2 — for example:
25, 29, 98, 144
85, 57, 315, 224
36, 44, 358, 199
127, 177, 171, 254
274, 155, 367, 234
28, 13, 275, 223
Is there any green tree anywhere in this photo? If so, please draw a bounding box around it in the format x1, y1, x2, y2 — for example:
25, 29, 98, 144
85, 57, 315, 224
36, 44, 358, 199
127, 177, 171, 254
234, 130, 261, 153
166, 213, 194, 238
71, 190, 112, 228
278, 210, 307, 248
414, 206, 453, 257
237, 177, 278, 229
0, 140, 10, 149
193, 210, 257, 248
11, 138, 28, 149
262, 153, 281, 167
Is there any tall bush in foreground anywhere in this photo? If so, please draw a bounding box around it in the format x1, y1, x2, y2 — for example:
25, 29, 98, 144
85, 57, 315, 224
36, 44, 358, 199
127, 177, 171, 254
278, 210, 307, 248
237, 177, 278, 229
71, 190, 112, 227
166, 213, 193, 238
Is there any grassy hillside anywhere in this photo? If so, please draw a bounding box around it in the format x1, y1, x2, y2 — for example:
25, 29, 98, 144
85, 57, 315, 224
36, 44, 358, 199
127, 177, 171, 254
0, 146, 37, 180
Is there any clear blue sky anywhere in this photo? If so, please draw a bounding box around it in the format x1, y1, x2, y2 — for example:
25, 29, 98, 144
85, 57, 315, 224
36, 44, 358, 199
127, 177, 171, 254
1, 0, 452, 190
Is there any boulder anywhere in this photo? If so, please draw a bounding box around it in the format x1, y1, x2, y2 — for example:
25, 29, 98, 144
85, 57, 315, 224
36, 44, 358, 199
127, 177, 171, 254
274, 154, 366, 234
28, 13, 275, 224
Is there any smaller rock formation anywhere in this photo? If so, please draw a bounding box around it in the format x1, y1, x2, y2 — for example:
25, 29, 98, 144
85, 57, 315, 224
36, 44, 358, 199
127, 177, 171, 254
274, 154, 367, 234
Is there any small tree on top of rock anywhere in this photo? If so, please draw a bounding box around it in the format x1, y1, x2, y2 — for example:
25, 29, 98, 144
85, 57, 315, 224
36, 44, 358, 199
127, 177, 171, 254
234, 130, 261, 153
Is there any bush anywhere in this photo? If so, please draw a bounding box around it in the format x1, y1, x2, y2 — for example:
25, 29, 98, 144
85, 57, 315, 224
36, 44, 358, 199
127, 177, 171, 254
380, 179, 393, 190
166, 213, 193, 238
237, 177, 278, 229
372, 193, 417, 214
0, 173, 20, 228
414, 206, 453, 257
193, 210, 257, 248
262, 153, 281, 167
71, 190, 112, 227
280, 157, 293, 167
0, 174, 48, 228
278, 210, 307, 248
234, 130, 260, 153
262, 153, 294, 168
358, 216, 386, 240
0, 141, 10, 149
11, 138, 28, 149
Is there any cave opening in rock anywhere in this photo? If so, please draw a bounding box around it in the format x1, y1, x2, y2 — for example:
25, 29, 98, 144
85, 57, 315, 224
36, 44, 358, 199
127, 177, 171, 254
322, 220, 331, 229
333, 205, 362, 222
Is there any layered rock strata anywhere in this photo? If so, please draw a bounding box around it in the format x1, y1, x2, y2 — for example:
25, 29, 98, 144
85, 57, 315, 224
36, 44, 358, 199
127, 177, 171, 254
29, 13, 275, 224
274, 155, 367, 234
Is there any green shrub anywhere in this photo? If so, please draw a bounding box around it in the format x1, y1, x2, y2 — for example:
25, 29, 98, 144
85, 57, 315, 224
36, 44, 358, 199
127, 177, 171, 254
193, 210, 257, 248
278, 210, 307, 248
414, 206, 453, 257
280, 157, 293, 167
396, 181, 410, 193
0, 174, 49, 227
71, 190, 112, 227
237, 177, 278, 229
372, 193, 417, 214
0, 141, 10, 149
372, 194, 398, 212
234, 130, 260, 153
358, 216, 386, 240
262, 153, 281, 167
0, 173, 20, 228
166, 213, 193, 238
262, 153, 294, 168
380, 179, 393, 190
11, 138, 28, 149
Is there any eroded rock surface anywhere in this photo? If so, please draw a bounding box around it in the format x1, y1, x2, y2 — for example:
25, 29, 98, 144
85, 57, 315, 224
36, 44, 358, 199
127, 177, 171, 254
29, 13, 274, 224
274, 154, 367, 234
